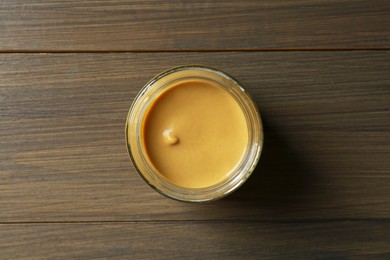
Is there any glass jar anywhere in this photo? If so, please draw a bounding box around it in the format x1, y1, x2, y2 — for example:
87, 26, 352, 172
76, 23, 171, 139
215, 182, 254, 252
125, 65, 263, 202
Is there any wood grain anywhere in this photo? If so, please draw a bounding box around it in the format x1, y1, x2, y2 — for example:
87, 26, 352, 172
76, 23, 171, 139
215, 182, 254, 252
0, 0, 389, 51
1, 222, 389, 259
1, 52, 389, 222
1, 1, 389, 258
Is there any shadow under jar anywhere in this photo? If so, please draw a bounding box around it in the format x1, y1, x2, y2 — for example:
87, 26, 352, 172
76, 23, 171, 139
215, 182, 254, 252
126, 66, 263, 202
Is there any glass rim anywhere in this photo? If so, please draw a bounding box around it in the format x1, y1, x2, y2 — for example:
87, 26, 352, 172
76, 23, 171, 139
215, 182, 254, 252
125, 65, 264, 202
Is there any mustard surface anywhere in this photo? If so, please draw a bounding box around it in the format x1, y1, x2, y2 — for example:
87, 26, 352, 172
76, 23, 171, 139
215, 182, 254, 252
142, 80, 248, 188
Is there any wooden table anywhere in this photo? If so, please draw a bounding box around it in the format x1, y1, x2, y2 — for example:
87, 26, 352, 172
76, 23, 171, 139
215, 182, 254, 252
1, 1, 389, 259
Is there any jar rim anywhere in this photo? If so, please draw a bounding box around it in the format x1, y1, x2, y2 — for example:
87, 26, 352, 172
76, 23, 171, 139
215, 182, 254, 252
125, 65, 263, 202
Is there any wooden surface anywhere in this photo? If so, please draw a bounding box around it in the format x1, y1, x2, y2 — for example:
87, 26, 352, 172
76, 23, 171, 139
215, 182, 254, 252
0, 0, 389, 51
1, 1, 389, 259
1, 222, 389, 259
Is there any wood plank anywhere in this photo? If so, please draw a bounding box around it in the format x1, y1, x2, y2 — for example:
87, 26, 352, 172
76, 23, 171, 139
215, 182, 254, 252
1, 222, 389, 259
0, 1, 389, 51
0, 52, 389, 221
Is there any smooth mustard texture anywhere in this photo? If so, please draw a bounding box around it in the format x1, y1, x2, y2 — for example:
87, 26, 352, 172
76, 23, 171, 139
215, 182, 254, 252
142, 80, 248, 188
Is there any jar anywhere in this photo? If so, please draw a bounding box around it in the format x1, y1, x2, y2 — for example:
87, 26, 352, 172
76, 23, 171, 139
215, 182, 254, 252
125, 65, 263, 202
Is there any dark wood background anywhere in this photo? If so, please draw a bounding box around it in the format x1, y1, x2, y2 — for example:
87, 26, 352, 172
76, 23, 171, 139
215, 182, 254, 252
1, 1, 389, 259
